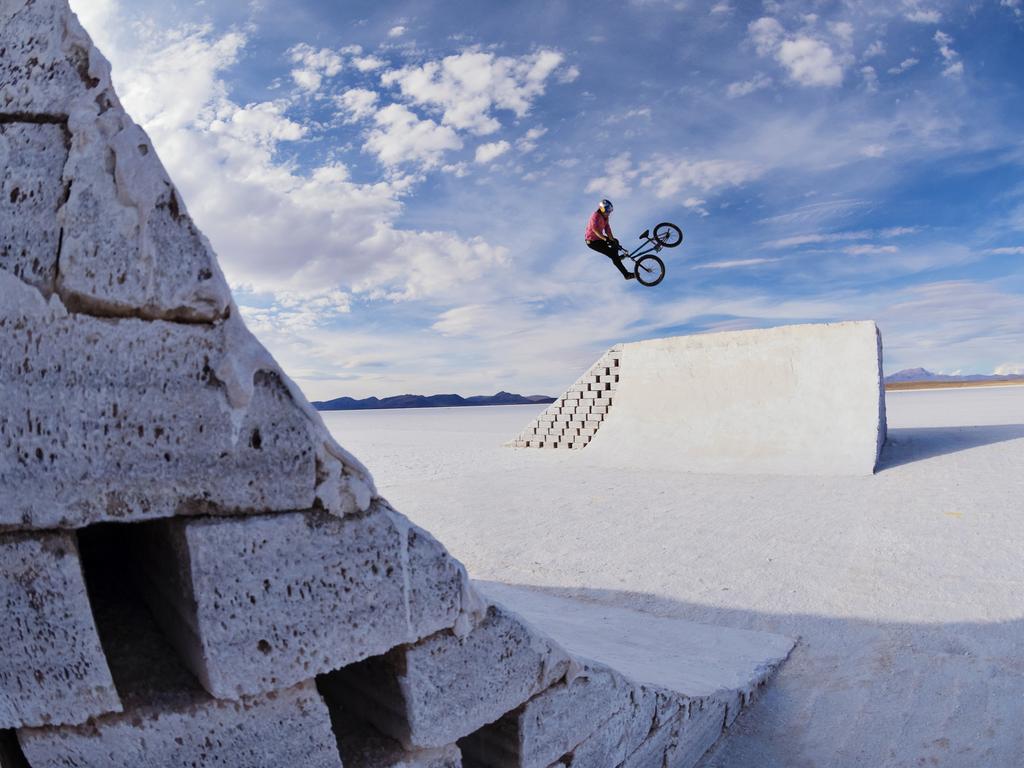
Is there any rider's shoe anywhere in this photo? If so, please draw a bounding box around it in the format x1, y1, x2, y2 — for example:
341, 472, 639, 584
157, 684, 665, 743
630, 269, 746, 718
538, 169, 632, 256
623, 273, 636, 280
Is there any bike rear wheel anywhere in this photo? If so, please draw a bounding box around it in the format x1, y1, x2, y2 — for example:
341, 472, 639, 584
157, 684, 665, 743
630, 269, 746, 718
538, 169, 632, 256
634, 255, 665, 287
653, 222, 683, 248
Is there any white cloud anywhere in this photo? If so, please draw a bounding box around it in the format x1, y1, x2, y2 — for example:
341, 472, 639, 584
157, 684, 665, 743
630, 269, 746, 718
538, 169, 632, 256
727, 72, 772, 98
556, 65, 581, 84
380, 48, 568, 135
749, 17, 785, 56
888, 57, 919, 75
337, 88, 379, 121
76, 12, 507, 307
777, 37, 844, 87
987, 246, 1024, 255
828, 21, 854, 49
516, 126, 547, 153
861, 66, 879, 93
994, 362, 1024, 375
683, 197, 709, 217
693, 257, 779, 269
288, 43, 343, 92
748, 18, 844, 88
904, 3, 942, 23
710, 2, 733, 14
844, 244, 900, 255
861, 143, 886, 157
1002, 0, 1022, 17
586, 152, 760, 201
365, 104, 463, 168
387, 25, 406, 38
474, 140, 511, 164
352, 55, 386, 72
934, 31, 963, 78
864, 40, 885, 59
766, 227, 918, 249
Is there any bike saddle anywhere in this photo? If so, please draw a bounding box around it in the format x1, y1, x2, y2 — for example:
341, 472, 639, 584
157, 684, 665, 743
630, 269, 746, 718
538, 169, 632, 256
639, 229, 650, 239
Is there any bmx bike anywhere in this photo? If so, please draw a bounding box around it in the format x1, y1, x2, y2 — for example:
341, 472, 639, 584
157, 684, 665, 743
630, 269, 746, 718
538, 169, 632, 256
614, 222, 683, 287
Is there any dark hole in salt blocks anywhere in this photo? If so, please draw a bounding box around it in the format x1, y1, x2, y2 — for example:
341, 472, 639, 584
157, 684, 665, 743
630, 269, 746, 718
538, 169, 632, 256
314, 684, 460, 768
75, 523, 205, 710
0, 729, 30, 768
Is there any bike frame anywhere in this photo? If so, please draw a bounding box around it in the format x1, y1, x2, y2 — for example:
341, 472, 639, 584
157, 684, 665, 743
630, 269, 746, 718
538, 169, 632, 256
617, 233, 664, 263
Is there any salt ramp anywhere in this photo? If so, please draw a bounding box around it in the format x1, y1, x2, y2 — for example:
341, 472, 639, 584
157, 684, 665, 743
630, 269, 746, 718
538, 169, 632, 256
512, 322, 887, 475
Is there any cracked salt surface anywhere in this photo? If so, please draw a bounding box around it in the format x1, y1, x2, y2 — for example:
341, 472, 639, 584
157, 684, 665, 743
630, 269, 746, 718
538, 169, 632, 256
322, 386, 1024, 768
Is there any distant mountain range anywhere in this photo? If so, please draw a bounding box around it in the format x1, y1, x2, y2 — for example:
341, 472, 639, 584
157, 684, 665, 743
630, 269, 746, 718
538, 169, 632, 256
885, 367, 1024, 383
312, 391, 555, 411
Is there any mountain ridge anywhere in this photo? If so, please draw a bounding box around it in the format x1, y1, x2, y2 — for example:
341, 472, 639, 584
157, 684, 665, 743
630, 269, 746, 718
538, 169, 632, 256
885, 367, 1024, 383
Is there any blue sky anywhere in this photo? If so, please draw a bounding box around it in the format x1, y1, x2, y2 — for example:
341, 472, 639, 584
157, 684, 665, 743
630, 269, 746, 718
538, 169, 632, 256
71, 0, 1024, 399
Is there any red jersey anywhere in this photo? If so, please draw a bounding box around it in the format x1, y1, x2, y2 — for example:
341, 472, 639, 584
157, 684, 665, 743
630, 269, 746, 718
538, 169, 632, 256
585, 210, 613, 242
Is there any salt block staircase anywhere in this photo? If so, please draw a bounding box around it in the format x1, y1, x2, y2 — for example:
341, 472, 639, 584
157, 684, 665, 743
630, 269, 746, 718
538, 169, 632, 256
0, 2, 793, 766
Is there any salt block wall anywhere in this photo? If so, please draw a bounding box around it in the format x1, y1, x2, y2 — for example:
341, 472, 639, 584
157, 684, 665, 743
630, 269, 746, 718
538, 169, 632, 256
510, 347, 622, 449
512, 322, 887, 475
1, 1, 786, 766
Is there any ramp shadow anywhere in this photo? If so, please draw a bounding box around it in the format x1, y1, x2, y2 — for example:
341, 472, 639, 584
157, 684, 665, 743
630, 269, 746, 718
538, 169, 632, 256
877, 424, 1024, 471
476, 581, 1024, 768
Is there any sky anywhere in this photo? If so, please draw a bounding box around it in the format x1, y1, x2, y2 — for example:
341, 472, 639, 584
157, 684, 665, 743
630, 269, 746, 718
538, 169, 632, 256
69, 0, 1024, 399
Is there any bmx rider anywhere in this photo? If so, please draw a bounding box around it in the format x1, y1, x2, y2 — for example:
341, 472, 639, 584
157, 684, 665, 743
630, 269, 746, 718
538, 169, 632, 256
585, 199, 634, 280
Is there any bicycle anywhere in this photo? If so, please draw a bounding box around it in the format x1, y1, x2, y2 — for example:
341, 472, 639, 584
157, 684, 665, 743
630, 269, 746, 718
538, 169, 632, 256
612, 222, 683, 287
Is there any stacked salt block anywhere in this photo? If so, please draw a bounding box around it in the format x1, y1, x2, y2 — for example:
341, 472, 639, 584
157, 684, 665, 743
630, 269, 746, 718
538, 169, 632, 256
509, 347, 621, 449
1, 2, 784, 766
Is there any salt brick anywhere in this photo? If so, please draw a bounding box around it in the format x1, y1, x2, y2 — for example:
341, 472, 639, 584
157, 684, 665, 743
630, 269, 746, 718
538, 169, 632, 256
0, 531, 120, 729
460, 663, 633, 768
0, 292, 318, 530
324, 604, 571, 750
0, 0, 91, 116
132, 503, 467, 699
0, 122, 68, 293
19, 680, 341, 768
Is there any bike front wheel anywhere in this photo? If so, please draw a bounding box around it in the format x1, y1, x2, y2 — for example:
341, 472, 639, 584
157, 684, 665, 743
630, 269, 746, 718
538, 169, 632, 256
653, 222, 683, 248
634, 255, 665, 287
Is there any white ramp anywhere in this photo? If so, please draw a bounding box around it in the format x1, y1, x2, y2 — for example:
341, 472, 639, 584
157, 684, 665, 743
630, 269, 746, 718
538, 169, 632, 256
513, 321, 887, 475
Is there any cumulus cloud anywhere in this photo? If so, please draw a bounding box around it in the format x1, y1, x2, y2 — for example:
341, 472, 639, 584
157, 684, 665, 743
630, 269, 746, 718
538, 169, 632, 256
1002, 0, 1022, 17
727, 72, 772, 98
380, 48, 567, 135
934, 31, 963, 78
515, 126, 547, 153
994, 362, 1024, 375
889, 57, 919, 75
903, 2, 942, 23
748, 17, 844, 88
556, 65, 581, 84
861, 66, 879, 93
288, 43, 343, 92
474, 140, 511, 164
585, 153, 760, 201
336, 88, 379, 122
365, 104, 463, 167
78, 12, 505, 306
352, 55, 386, 72
387, 25, 406, 37
864, 40, 885, 59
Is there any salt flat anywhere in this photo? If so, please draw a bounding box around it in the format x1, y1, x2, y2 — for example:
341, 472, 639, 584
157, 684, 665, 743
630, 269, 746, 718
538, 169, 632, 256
321, 386, 1024, 768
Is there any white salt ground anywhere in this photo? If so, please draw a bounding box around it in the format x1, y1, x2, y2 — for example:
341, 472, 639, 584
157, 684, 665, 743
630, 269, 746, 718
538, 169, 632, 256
321, 386, 1024, 768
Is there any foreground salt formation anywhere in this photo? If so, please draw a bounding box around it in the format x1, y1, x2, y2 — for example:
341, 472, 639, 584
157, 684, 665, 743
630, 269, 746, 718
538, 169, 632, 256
513, 322, 888, 475
0, 2, 790, 765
